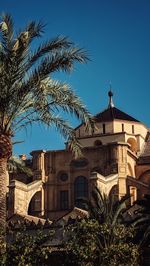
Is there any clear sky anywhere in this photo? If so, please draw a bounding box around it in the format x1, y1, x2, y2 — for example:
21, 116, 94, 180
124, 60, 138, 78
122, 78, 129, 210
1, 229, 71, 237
1, 0, 150, 157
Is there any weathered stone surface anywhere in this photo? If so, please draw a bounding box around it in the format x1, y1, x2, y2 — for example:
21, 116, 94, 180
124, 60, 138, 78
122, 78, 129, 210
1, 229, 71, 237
7, 96, 150, 221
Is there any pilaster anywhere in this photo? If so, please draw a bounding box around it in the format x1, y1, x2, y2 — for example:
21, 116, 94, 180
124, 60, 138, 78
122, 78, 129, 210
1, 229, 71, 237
117, 143, 129, 198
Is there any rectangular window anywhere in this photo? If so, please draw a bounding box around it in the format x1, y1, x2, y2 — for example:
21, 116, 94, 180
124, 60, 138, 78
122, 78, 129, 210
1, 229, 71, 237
130, 186, 137, 205
103, 124, 106, 134
60, 190, 69, 210
122, 124, 124, 132
132, 125, 134, 134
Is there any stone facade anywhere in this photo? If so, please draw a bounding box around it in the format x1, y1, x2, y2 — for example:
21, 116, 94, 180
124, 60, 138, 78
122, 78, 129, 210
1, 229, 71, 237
8, 92, 150, 221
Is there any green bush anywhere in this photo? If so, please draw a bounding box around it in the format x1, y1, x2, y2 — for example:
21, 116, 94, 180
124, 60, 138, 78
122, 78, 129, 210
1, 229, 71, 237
0, 227, 54, 266
65, 219, 139, 266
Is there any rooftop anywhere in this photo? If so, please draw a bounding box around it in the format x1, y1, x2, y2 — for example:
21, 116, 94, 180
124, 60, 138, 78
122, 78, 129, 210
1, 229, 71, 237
94, 106, 140, 123
138, 132, 150, 164
94, 90, 140, 123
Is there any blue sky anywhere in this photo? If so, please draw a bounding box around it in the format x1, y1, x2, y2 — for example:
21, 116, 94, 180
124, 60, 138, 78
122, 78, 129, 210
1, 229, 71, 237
1, 0, 150, 156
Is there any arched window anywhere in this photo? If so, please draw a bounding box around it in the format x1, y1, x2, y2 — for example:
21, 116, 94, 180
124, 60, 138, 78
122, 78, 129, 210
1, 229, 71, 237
127, 138, 138, 153
129, 186, 137, 205
74, 176, 88, 208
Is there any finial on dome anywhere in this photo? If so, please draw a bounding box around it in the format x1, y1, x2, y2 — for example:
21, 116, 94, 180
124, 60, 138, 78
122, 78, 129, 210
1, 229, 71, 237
108, 84, 114, 108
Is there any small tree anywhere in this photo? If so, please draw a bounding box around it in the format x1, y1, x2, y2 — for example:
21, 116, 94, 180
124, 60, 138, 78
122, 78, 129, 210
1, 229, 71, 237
5, 227, 54, 266
0, 228, 6, 266
127, 195, 150, 265
8, 155, 33, 183
65, 189, 140, 266
134, 194, 150, 247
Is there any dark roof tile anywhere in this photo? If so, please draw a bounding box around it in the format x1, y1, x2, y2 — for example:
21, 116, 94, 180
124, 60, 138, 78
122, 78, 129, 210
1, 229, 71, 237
94, 107, 140, 123
139, 132, 150, 158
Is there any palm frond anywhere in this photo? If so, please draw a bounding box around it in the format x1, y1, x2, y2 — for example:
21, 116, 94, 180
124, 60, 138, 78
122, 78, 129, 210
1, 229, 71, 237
39, 113, 82, 158
8, 156, 33, 177
139, 225, 150, 247
28, 36, 72, 67
26, 20, 45, 40
37, 78, 94, 129
112, 199, 127, 226
0, 14, 92, 158
12, 140, 24, 145
34, 47, 88, 78
0, 14, 14, 46
89, 187, 127, 225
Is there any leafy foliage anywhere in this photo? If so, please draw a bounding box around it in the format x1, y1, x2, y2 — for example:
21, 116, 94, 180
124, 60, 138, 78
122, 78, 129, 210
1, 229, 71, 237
66, 219, 99, 265
98, 223, 139, 266
128, 194, 150, 248
8, 156, 33, 177
0, 13, 94, 158
0, 228, 6, 266
65, 189, 140, 266
0, 227, 54, 266
65, 218, 139, 266
89, 187, 127, 225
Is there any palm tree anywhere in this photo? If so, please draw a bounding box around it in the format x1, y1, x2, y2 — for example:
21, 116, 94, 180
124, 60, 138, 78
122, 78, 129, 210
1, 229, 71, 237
89, 189, 139, 266
66, 189, 139, 266
129, 195, 150, 247
8, 155, 33, 183
0, 14, 93, 228
89, 187, 127, 225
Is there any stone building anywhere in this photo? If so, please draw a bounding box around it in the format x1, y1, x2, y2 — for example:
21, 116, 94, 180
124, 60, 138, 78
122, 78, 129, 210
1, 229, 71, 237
8, 91, 150, 221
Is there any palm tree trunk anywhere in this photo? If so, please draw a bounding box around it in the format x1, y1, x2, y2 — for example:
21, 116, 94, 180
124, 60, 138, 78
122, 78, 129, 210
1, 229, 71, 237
0, 134, 12, 229
0, 158, 8, 229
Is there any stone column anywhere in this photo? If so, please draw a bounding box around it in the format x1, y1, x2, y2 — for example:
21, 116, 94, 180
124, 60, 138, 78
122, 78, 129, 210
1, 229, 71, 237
30, 150, 46, 180
30, 150, 46, 216
117, 143, 128, 199
41, 186, 45, 216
